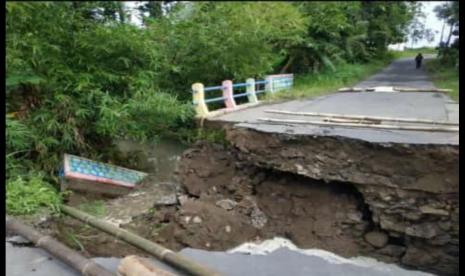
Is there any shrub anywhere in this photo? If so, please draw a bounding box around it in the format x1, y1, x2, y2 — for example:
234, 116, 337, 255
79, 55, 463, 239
6, 174, 62, 215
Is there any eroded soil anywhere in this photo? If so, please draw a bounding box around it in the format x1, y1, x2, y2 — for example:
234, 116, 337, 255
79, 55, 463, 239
43, 139, 458, 276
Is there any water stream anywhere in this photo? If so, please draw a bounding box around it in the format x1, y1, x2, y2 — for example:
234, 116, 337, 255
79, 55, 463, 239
114, 138, 188, 182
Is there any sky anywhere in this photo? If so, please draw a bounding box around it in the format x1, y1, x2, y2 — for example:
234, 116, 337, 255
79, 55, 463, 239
124, 1, 454, 48
405, 1, 454, 48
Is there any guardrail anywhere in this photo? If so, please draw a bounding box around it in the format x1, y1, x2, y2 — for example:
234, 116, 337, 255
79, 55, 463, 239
192, 74, 293, 118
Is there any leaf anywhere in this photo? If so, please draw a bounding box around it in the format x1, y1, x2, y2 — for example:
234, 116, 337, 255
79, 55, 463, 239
6, 74, 44, 88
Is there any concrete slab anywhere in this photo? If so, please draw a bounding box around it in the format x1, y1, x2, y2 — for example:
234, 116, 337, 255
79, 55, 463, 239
6, 241, 80, 276
6, 237, 435, 276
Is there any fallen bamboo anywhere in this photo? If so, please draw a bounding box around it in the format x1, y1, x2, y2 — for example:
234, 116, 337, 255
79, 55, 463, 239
118, 255, 176, 276
258, 117, 459, 132
6, 216, 115, 276
323, 117, 380, 124
338, 87, 375, 92
393, 87, 452, 93
61, 205, 220, 276
264, 109, 459, 126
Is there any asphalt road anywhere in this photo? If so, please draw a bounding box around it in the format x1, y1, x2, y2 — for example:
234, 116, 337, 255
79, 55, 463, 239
210, 56, 458, 145
356, 56, 436, 88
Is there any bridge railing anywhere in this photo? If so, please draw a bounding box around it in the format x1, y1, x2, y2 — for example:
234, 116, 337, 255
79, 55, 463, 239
192, 74, 293, 118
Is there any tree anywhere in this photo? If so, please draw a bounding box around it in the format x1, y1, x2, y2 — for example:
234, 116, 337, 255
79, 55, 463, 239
407, 4, 436, 48
434, 1, 459, 47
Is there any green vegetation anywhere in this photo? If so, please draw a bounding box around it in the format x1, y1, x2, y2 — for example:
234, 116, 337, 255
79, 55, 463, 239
425, 1, 459, 102
6, 2, 423, 215
425, 59, 459, 101
390, 47, 437, 59
77, 200, 107, 218
6, 174, 62, 215
265, 55, 395, 101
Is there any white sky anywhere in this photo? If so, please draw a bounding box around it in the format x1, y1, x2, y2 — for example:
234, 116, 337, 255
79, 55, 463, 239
406, 1, 454, 48
124, 1, 454, 48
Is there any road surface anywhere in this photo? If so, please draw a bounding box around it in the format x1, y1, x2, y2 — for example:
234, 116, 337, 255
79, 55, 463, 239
209, 57, 458, 145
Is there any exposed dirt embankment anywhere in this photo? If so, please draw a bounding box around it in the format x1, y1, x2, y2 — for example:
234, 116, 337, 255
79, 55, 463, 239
149, 142, 372, 257
221, 127, 459, 276
43, 126, 457, 276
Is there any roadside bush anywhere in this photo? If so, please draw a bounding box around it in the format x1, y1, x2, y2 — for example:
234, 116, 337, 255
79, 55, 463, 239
6, 174, 62, 215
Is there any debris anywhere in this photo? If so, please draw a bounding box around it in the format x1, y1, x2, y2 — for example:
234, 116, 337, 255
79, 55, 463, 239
60, 154, 147, 196
250, 206, 267, 229
118, 255, 175, 276
216, 199, 237, 210
154, 194, 177, 206
192, 216, 203, 224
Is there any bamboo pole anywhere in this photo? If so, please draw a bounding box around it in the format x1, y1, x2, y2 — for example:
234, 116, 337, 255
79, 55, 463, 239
323, 118, 380, 124
118, 255, 175, 276
6, 216, 115, 276
258, 117, 459, 132
264, 109, 459, 126
393, 87, 452, 93
61, 205, 220, 276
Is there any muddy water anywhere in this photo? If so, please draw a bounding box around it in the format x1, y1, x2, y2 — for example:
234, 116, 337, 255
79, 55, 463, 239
114, 138, 188, 182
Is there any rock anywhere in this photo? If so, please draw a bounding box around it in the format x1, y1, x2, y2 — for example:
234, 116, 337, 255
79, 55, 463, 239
251, 207, 267, 229
444, 245, 459, 257
376, 245, 406, 257
405, 223, 438, 239
225, 225, 231, 233
402, 212, 422, 221
346, 211, 363, 223
402, 246, 438, 267
364, 231, 388, 248
154, 194, 177, 206
192, 216, 202, 224
177, 195, 189, 206
216, 199, 237, 211
449, 238, 459, 245
380, 215, 406, 233
428, 234, 451, 246
419, 205, 449, 216
354, 222, 368, 231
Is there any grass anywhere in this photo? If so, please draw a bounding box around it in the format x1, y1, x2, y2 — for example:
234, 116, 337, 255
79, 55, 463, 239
6, 174, 62, 215
390, 47, 437, 59
425, 58, 459, 102
77, 200, 107, 218
264, 58, 393, 101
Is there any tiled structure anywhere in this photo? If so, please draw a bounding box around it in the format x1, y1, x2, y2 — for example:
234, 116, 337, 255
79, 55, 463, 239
60, 154, 147, 196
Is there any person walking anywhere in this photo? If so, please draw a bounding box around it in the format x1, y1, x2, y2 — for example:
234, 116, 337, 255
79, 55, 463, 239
415, 53, 423, 69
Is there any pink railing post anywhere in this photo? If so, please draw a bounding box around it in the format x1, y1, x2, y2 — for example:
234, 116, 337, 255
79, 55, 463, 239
222, 80, 236, 109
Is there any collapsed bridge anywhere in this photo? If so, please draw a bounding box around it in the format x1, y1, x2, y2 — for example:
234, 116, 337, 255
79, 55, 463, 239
199, 88, 458, 276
